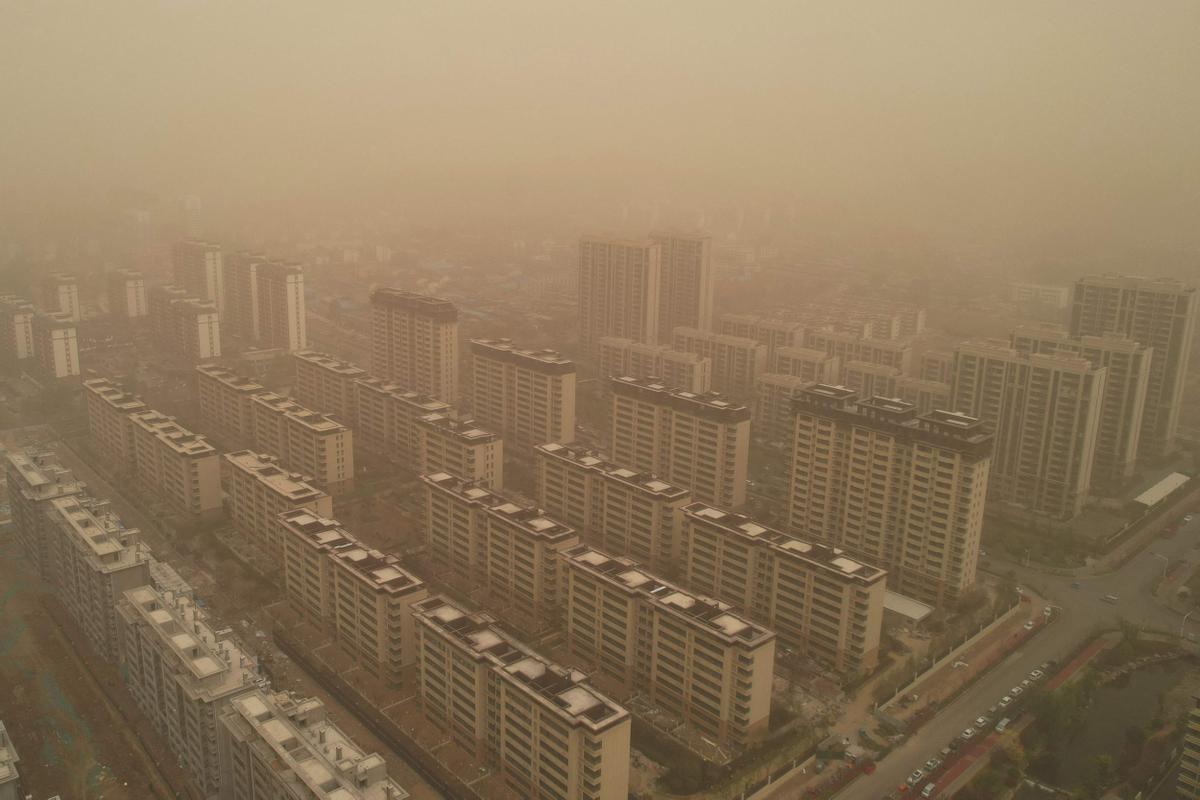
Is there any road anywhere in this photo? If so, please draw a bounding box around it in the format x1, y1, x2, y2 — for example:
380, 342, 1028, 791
832, 517, 1200, 800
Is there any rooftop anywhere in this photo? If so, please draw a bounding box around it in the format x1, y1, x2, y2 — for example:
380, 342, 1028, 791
370, 288, 458, 321
0, 719, 18, 785
413, 596, 628, 732
5, 450, 84, 501
422, 472, 576, 541
417, 413, 501, 443
295, 350, 368, 377
196, 363, 267, 393
50, 494, 149, 572
610, 376, 751, 422
83, 377, 149, 413
223, 450, 328, 503
535, 443, 690, 500
471, 338, 575, 373
130, 410, 218, 456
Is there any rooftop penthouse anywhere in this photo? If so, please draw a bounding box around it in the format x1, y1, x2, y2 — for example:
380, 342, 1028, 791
294, 349, 368, 378
536, 442, 690, 500
83, 377, 148, 413
564, 545, 772, 647
470, 338, 576, 374
50, 494, 149, 571
416, 412, 500, 443
413, 596, 627, 733
422, 472, 576, 542
610, 375, 751, 422
279, 508, 357, 552
223, 450, 327, 504
130, 410, 218, 456
196, 363, 266, 395
370, 288, 458, 321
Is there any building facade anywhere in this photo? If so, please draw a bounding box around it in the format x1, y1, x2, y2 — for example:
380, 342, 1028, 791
249, 392, 355, 493
83, 377, 148, 469
353, 377, 451, 465
578, 236, 661, 361
221, 450, 332, 564
292, 350, 366, 424
753, 373, 812, 443
415, 413, 504, 489
173, 240, 224, 311
32, 311, 80, 379
129, 410, 224, 516
5, 450, 84, 578
369, 288, 459, 402
470, 338, 576, 455
0, 295, 35, 365
596, 337, 711, 393
196, 364, 267, 445
255, 261, 307, 351
671, 327, 766, 398
107, 268, 148, 319
651, 231, 713, 343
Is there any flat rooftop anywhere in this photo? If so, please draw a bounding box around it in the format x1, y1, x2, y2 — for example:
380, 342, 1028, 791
370, 288, 458, 320
422, 472, 576, 541
471, 338, 575, 373
610, 376, 751, 422
196, 363, 266, 393
295, 350, 368, 377
223, 450, 327, 503
83, 377, 149, 413
535, 443, 690, 500
413, 596, 627, 732
417, 413, 500, 443
130, 410, 218, 456
50, 494, 148, 572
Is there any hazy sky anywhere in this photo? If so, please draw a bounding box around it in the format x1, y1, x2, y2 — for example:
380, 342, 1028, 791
3, 1, 1198, 253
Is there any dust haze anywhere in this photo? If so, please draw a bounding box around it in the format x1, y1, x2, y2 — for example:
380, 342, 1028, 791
2, 1, 1198, 267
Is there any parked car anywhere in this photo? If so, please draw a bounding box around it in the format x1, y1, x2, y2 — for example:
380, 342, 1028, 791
924, 757, 941, 772
1011, 686, 1024, 697
975, 716, 988, 728
995, 718, 1011, 733
1023, 621, 1035, 630
1102, 594, 1119, 604
922, 783, 938, 798
908, 769, 925, 786
999, 695, 1013, 707
1029, 669, 1044, 680
961, 727, 976, 740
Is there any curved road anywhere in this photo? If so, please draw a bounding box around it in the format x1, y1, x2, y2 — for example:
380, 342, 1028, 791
830, 519, 1200, 800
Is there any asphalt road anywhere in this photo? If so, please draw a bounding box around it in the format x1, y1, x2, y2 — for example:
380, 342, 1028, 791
834, 518, 1200, 800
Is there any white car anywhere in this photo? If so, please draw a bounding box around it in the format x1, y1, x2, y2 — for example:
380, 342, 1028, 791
961, 727, 976, 740
1023, 621, 1035, 630
999, 695, 1013, 707
908, 769, 925, 786
1011, 687, 1023, 697
1030, 669, 1044, 680
974, 716, 988, 728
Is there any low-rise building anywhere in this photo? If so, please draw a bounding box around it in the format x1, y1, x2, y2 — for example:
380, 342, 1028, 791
413, 595, 630, 800
415, 412, 503, 488
221, 450, 332, 564
679, 503, 886, 673
533, 442, 691, 570
118, 586, 263, 796
563, 545, 775, 748
217, 690, 409, 800
129, 410, 223, 517
421, 472, 579, 633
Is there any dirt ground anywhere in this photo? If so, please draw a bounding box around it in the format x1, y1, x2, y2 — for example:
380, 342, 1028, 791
0, 538, 180, 798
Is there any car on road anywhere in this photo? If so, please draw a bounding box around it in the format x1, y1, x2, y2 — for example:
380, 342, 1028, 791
908, 769, 925, 786
1024, 621, 1035, 630
1102, 594, 1119, 604
961, 727, 976, 740
999, 695, 1013, 707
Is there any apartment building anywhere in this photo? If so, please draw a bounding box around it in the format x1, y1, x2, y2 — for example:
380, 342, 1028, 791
369, 288, 459, 402
679, 503, 886, 673
1011, 324, 1152, 488
918, 350, 955, 384
563, 545, 775, 747
951, 341, 1105, 521
596, 336, 711, 392
150, 286, 220, 364
416, 412, 504, 488
83, 377, 148, 469
293, 350, 366, 424
772, 345, 840, 384
1010, 282, 1070, 309
353, 376, 451, 464
1179, 694, 1200, 798
533, 442, 691, 570
671, 327, 767, 398
278, 509, 428, 685
578, 236, 661, 360
256, 260, 307, 351
250, 392, 355, 493
470, 338, 576, 454
609, 376, 750, 508
788, 386, 993, 605
118, 586, 263, 796
842, 361, 900, 399
413, 595, 630, 800
893, 376, 952, 415
651, 231, 713, 342
0, 720, 19, 800
753, 373, 811, 443
803, 328, 912, 373
173, 240, 224, 310
221, 450, 332, 563
130, 410, 224, 516
1070, 275, 1198, 458
46, 494, 153, 662
221, 251, 262, 343
196, 364, 267, 445
107, 268, 148, 319
0, 295, 35, 365
32, 311, 80, 379
718, 314, 805, 366
421, 472, 580, 632
34, 272, 80, 321
5, 450, 84, 578
218, 690, 409, 800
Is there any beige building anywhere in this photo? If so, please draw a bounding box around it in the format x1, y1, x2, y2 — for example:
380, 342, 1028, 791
842, 360, 900, 398
563, 545, 774, 748
221, 251, 262, 341
719, 313, 805, 366
919, 350, 955, 384
596, 336, 711, 392
0, 720, 19, 800
32, 311, 80, 379
83, 377, 148, 469
34, 272, 80, 321
803, 327, 912, 374
421, 472, 579, 633
369, 288, 459, 402
293, 350, 366, 424
1010, 281, 1070, 309
1180, 694, 1200, 798
118, 586, 263, 796
893, 376, 952, 415
279, 509, 428, 686
772, 345, 840, 384
46, 493, 153, 662
0, 295, 35, 365
413, 595, 630, 800
221, 450, 332, 564
130, 410, 224, 516
470, 338, 576, 454
150, 285, 220, 364
415, 412, 504, 488
6, 450, 84, 579
196, 364, 267, 445
1011, 324, 1152, 488
533, 442, 691, 570
753, 373, 812, 443
578, 236, 661, 361
788, 385, 993, 606
255, 260, 307, 351
173, 240, 224, 311
250, 392, 355, 493
353, 376, 451, 464
671, 327, 766, 398
951, 340, 1105, 521
218, 690, 409, 800
679, 503, 886, 674
609, 376, 750, 508
107, 268, 148, 320
651, 231, 713, 343
1069, 275, 1197, 458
